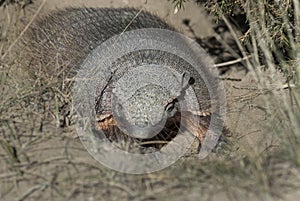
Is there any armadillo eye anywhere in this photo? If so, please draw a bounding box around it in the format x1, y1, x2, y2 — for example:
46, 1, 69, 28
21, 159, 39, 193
165, 102, 175, 112
189, 77, 195, 85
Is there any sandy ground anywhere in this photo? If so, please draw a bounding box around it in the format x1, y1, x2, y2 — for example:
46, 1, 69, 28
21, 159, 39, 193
0, 0, 299, 200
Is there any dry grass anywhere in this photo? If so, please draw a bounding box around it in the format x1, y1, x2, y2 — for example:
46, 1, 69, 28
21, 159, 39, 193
212, 0, 300, 197
0, 1, 299, 201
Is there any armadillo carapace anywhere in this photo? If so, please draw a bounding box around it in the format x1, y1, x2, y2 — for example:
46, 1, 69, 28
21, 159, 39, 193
24, 7, 216, 150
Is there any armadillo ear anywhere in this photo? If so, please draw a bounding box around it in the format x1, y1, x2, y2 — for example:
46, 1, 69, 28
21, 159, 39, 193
181, 71, 191, 90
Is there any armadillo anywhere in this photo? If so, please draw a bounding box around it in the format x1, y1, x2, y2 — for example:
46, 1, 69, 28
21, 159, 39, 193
23, 7, 224, 150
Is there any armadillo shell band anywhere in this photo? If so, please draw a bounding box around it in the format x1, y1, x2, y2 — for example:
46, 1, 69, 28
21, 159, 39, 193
22, 8, 174, 81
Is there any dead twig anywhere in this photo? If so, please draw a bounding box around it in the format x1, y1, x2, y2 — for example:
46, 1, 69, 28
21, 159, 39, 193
214, 55, 252, 68
16, 182, 48, 201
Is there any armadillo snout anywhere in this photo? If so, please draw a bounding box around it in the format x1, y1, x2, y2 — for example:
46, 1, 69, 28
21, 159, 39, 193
113, 101, 168, 139
124, 123, 166, 139
112, 80, 173, 139
134, 121, 150, 127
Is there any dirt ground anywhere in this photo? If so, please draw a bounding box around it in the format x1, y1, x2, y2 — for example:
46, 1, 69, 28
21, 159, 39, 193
0, 0, 299, 200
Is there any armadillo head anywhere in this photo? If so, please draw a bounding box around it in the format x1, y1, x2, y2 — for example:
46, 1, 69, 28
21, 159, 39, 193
112, 65, 191, 139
